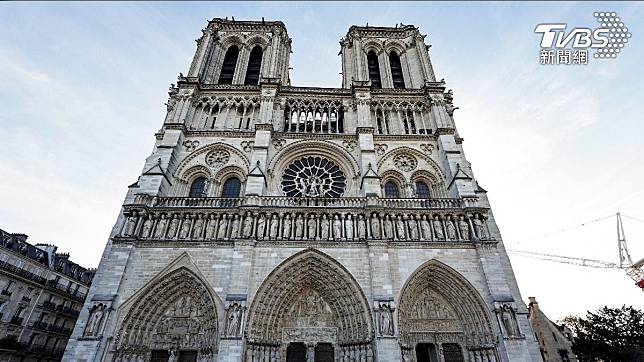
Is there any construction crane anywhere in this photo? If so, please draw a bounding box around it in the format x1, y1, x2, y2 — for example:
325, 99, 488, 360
508, 212, 644, 291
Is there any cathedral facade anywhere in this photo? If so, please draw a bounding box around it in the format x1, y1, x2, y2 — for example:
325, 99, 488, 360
63, 18, 542, 362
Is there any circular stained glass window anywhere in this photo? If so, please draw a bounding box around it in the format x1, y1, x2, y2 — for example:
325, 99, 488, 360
281, 156, 346, 198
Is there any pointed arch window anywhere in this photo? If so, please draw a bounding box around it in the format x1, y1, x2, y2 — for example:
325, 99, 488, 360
384, 181, 400, 198
221, 177, 242, 198
218, 45, 239, 85
389, 51, 405, 89
189, 177, 207, 197
244, 46, 263, 86
367, 51, 382, 89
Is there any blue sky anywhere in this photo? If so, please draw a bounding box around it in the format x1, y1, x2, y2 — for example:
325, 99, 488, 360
1, 2, 643, 319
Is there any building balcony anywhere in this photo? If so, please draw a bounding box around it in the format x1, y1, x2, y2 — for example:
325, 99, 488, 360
32, 320, 49, 331
42, 300, 57, 311
0, 260, 47, 285
21, 296, 32, 303
1, 289, 11, 297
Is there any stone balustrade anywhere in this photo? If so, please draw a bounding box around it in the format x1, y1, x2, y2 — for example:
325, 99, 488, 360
130, 195, 479, 210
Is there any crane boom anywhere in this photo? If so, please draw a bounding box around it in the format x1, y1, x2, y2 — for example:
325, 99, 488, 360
507, 249, 619, 269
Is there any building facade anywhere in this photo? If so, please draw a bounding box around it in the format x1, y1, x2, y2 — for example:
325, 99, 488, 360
64, 18, 542, 362
0, 229, 94, 361
527, 298, 576, 362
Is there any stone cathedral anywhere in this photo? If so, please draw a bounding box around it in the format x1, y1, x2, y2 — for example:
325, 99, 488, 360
64, 18, 542, 362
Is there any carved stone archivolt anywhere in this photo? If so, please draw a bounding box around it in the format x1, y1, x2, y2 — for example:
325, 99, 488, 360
398, 261, 498, 361
113, 267, 219, 361
244, 249, 374, 361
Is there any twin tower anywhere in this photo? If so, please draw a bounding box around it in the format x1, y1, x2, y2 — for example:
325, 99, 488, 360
63, 18, 542, 362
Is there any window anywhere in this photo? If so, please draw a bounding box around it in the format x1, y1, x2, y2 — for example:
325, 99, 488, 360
221, 177, 242, 198
189, 177, 207, 198
389, 51, 405, 89
415, 181, 431, 198
384, 181, 400, 198
218, 45, 239, 85
367, 51, 382, 89
244, 46, 263, 85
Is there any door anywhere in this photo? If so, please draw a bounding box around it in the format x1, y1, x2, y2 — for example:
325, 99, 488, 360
151, 350, 169, 362
416, 343, 439, 362
314, 343, 334, 362
287, 343, 307, 362
178, 350, 198, 362
442, 343, 465, 362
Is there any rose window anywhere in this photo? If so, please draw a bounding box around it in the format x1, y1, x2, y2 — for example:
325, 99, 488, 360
205, 150, 230, 169
393, 153, 417, 172
281, 156, 346, 198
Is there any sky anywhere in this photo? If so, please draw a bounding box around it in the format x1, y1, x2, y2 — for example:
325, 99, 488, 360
1, 2, 643, 321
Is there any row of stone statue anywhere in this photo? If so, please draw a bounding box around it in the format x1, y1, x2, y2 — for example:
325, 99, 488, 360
121, 211, 491, 242
246, 343, 374, 362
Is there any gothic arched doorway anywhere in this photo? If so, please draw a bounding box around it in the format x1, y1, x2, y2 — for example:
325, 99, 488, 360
244, 249, 374, 361
398, 260, 498, 362
113, 266, 220, 361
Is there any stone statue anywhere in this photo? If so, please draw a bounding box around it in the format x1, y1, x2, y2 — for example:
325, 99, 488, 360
217, 214, 229, 239
269, 215, 279, 239
420, 215, 432, 240
140, 217, 153, 238
295, 214, 305, 239
357, 214, 367, 239
378, 304, 394, 336
168, 350, 177, 362
282, 214, 292, 239
473, 214, 489, 240
242, 212, 254, 238
432, 215, 444, 240
153, 214, 167, 239
307, 215, 316, 239
408, 215, 419, 240
345, 214, 354, 240
192, 215, 204, 239
445, 216, 457, 240
383, 215, 394, 239
370, 215, 381, 239
458, 215, 470, 240
230, 214, 240, 239
333, 215, 343, 239
396, 215, 406, 240
205, 214, 216, 239
226, 303, 242, 337
500, 305, 520, 337
167, 214, 179, 238
123, 214, 137, 237
256, 214, 266, 239
320, 214, 330, 240
179, 217, 191, 239
84, 303, 106, 337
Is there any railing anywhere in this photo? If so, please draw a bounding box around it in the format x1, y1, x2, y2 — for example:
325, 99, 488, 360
156, 197, 243, 208
378, 198, 462, 209
131, 196, 480, 210
0, 260, 47, 284
45, 280, 86, 302
21, 296, 31, 303
0, 289, 11, 297
33, 321, 49, 331
42, 301, 57, 311
257, 196, 365, 208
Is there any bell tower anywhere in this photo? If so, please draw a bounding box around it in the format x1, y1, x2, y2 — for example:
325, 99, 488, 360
188, 17, 292, 85
340, 23, 437, 89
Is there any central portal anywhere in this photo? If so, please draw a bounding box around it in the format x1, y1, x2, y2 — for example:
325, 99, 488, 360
244, 250, 374, 362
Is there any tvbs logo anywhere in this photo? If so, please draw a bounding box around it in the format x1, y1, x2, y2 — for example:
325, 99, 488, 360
535, 12, 631, 64
534, 24, 609, 48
